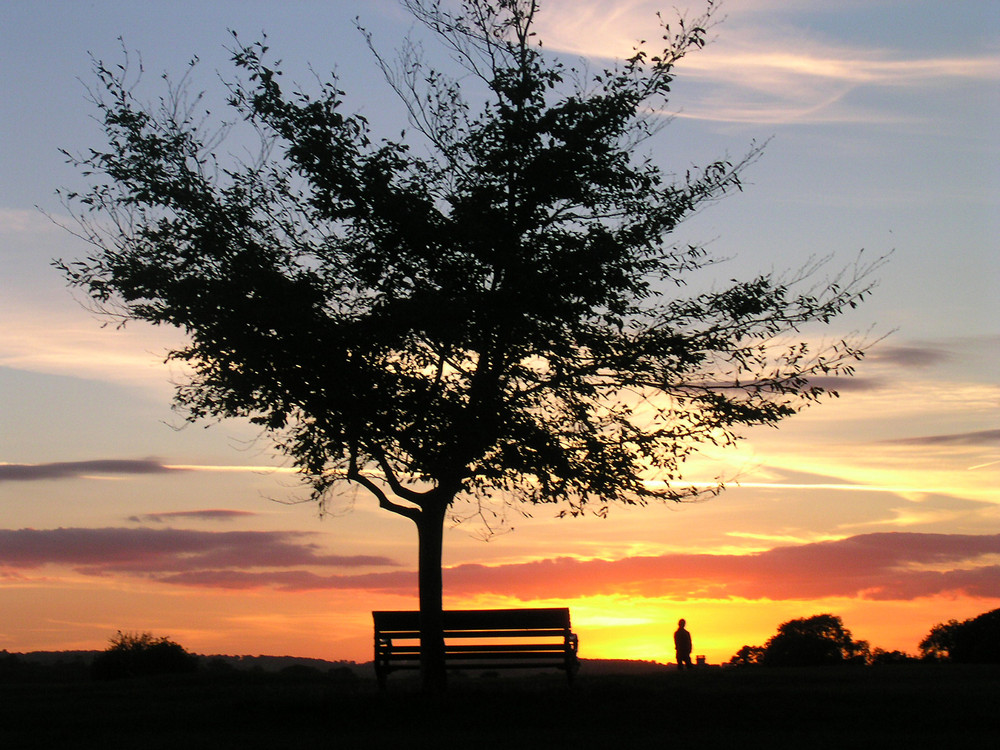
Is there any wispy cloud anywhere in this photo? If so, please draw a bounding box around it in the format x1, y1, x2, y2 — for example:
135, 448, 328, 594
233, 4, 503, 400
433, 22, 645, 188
0, 527, 400, 573
0, 208, 60, 235
157, 568, 418, 593
802, 376, 885, 393
880, 430, 1000, 448
869, 345, 952, 369
532, 1, 1000, 125
128, 509, 259, 523
0, 303, 184, 388
0, 459, 182, 482
0, 459, 294, 482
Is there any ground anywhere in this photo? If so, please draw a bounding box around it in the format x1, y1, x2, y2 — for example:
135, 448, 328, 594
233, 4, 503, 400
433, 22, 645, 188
2, 664, 996, 749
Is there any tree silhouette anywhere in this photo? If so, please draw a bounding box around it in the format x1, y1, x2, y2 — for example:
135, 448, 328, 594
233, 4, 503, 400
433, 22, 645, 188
869, 648, 917, 664
91, 631, 199, 680
919, 619, 960, 661
761, 614, 870, 667
921, 609, 1000, 663
728, 644, 766, 667
57, 0, 877, 690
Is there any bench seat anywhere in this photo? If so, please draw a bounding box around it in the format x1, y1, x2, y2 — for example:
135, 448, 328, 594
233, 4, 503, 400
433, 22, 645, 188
373, 607, 579, 687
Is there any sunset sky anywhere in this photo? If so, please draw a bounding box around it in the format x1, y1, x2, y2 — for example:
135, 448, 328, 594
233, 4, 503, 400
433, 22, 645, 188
2, 0, 998, 666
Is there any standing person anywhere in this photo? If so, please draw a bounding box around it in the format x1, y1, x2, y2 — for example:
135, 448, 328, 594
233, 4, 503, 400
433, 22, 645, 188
674, 618, 693, 670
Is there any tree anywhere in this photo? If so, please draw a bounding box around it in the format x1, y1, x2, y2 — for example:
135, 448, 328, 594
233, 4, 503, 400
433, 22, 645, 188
919, 619, 960, 661
869, 648, 917, 665
728, 644, 766, 667
761, 614, 870, 667
91, 631, 199, 680
57, 1, 877, 690
921, 609, 1000, 663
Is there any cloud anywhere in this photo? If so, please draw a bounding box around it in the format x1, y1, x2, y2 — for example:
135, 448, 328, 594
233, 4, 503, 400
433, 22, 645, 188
879, 430, 1000, 448
869, 345, 951, 368
163, 532, 1000, 600
158, 569, 418, 593
128, 510, 259, 523
28, 527, 1000, 602
0, 528, 400, 573
0, 302, 185, 387
0, 459, 295, 482
5, 526, 995, 601
0, 208, 59, 235
418, 533, 1000, 602
530, 1, 1000, 125
0, 459, 182, 482
803, 376, 885, 393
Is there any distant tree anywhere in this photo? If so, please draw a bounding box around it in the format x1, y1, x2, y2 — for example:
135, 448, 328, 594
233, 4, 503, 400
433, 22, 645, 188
0, 651, 30, 684
91, 631, 199, 680
869, 648, 918, 665
728, 644, 766, 667
762, 614, 869, 667
919, 619, 960, 661
57, 0, 877, 690
921, 609, 1000, 664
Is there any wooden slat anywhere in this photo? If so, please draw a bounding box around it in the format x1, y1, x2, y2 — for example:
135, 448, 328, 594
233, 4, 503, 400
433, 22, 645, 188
373, 608, 572, 632
445, 643, 568, 653
443, 608, 571, 630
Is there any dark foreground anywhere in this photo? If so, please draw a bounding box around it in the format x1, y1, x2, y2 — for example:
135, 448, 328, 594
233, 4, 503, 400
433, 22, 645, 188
2, 664, 997, 749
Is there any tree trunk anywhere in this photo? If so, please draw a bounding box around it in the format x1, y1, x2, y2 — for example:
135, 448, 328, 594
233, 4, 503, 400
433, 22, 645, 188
415, 498, 448, 693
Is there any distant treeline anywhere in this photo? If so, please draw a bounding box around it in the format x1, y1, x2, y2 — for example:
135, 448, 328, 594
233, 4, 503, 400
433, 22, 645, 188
729, 608, 1000, 667
1, 633, 365, 684
5, 607, 998, 683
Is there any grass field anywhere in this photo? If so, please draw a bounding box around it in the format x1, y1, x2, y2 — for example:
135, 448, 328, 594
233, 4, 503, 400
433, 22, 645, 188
2, 664, 997, 749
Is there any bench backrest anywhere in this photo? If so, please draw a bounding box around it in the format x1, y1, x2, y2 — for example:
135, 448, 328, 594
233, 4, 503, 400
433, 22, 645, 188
373, 608, 572, 638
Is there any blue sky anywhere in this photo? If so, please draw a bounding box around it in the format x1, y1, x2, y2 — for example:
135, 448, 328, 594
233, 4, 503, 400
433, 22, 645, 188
1, 1, 998, 663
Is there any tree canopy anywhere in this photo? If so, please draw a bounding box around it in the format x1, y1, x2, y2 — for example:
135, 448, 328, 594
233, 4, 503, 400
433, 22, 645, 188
731, 614, 870, 667
57, 0, 877, 689
91, 631, 198, 681
920, 609, 1000, 663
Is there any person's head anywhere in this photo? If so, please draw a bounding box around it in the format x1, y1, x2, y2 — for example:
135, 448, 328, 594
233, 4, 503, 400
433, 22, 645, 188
678, 618, 686, 628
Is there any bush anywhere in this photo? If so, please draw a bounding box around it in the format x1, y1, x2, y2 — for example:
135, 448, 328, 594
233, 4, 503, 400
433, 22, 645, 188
91, 631, 199, 680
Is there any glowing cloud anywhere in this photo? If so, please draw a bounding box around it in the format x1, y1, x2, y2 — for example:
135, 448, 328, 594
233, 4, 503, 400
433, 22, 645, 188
5, 528, 995, 602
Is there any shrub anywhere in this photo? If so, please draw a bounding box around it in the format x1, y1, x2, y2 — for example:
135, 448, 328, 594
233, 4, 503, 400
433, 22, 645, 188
91, 631, 199, 680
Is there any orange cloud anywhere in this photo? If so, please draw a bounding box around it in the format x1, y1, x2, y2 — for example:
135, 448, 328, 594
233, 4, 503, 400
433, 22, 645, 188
434, 534, 1000, 601
7, 528, 994, 603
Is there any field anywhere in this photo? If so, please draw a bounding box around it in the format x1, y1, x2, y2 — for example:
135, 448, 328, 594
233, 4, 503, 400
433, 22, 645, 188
2, 663, 997, 749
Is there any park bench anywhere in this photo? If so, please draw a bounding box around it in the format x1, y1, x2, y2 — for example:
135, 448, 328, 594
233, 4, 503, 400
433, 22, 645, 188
373, 607, 580, 688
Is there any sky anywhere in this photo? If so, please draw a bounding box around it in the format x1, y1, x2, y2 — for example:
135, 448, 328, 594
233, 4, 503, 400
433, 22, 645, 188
1, 0, 998, 666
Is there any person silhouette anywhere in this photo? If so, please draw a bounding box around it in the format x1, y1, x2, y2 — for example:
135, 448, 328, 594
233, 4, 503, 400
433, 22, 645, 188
674, 618, 693, 670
